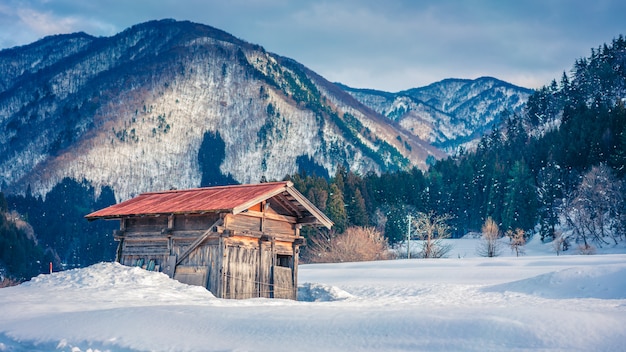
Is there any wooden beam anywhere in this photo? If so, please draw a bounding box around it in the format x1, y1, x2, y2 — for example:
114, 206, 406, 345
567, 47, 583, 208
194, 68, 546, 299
242, 210, 297, 223
298, 216, 326, 226
274, 192, 303, 218
286, 187, 333, 229
175, 218, 223, 266
120, 236, 169, 242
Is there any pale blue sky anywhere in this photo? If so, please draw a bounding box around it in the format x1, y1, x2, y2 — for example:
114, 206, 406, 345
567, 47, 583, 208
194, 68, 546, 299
1, 0, 624, 91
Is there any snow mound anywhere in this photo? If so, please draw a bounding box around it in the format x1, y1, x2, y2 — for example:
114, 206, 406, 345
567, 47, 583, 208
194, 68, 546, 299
298, 282, 354, 302
25, 262, 173, 288
484, 265, 626, 299
25, 262, 202, 290
21, 262, 215, 302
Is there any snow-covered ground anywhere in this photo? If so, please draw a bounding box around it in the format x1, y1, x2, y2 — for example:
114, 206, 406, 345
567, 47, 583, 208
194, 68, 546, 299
1, 236, 625, 352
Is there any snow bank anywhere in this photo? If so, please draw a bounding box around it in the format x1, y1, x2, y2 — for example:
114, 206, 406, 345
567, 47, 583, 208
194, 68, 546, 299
26, 262, 204, 291
1, 250, 625, 351
20, 262, 216, 306
484, 265, 626, 299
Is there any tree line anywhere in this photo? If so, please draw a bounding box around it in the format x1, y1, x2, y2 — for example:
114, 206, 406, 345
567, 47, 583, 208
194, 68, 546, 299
2, 179, 118, 282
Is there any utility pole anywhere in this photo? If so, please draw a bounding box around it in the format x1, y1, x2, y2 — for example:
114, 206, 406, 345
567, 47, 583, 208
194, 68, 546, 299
407, 214, 412, 259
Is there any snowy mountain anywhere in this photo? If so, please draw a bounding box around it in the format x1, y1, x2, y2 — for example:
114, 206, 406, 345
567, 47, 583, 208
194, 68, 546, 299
339, 77, 532, 151
0, 19, 444, 202
0, 19, 534, 204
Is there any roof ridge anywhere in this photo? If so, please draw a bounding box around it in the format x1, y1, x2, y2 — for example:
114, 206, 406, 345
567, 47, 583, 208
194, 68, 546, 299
141, 181, 290, 195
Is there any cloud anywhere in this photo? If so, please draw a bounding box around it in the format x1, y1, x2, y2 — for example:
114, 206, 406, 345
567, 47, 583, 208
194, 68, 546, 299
16, 7, 78, 35
0, 0, 624, 91
0, 1, 117, 48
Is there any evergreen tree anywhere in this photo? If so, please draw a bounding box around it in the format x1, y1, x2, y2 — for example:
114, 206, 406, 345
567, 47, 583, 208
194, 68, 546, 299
485, 161, 506, 225
0, 192, 7, 213
326, 184, 347, 233
536, 162, 564, 241
502, 160, 537, 231
383, 204, 414, 244
612, 130, 626, 177
348, 188, 369, 227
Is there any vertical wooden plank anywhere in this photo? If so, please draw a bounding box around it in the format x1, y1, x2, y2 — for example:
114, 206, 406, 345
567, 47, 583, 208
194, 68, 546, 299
264, 246, 272, 297
261, 201, 266, 233
208, 245, 219, 296
270, 239, 275, 298
255, 238, 263, 297
115, 217, 127, 264
163, 255, 176, 278
293, 242, 299, 300
168, 214, 174, 230
223, 213, 231, 229
218, 236, 225, 299
115, 238, 124, 263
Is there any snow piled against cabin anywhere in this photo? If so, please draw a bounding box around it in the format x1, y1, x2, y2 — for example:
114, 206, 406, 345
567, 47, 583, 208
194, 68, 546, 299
1, 236, 626, 352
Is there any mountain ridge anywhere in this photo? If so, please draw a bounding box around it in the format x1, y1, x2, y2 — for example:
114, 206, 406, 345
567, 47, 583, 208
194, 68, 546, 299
338, 76, 532, 151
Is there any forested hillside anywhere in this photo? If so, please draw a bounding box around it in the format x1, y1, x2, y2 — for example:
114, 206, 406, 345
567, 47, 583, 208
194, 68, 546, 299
0, 192, 55, 282
291, 36, 626, 247
2, 180, 117, 281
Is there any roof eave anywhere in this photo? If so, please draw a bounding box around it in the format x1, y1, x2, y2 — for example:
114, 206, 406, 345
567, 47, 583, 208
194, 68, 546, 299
286, 186, 334, 229
85, 209, 230, 221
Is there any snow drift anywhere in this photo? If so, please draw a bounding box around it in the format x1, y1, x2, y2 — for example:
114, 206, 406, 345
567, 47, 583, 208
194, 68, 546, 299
1, 242, 625, 351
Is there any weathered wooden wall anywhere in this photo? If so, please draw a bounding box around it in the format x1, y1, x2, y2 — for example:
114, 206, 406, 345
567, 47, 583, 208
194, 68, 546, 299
114, 207, 301, 300
117, 213, 221, 278
173, 237, 220, 291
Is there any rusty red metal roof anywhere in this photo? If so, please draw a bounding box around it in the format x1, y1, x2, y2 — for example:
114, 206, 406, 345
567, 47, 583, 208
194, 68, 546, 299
85, 181, 333, 228
86, 182, 290, 218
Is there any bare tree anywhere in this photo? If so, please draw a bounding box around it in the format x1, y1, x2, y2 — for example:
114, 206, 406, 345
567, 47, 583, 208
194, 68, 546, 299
551, 231, 570, 256
412, 212, 453, 259
563, 164, 625, 248
562, 193, 593, 249
303, 227, 392, 263
577, 243, 597, 255
507, 228, 526, 257
477, 217, 502, 257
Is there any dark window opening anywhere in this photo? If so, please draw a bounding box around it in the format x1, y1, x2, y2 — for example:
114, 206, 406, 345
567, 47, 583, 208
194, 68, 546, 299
277, 254, 292, 268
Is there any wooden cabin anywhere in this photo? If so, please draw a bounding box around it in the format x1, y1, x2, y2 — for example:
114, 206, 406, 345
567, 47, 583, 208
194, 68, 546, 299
85, 181, 332, 300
